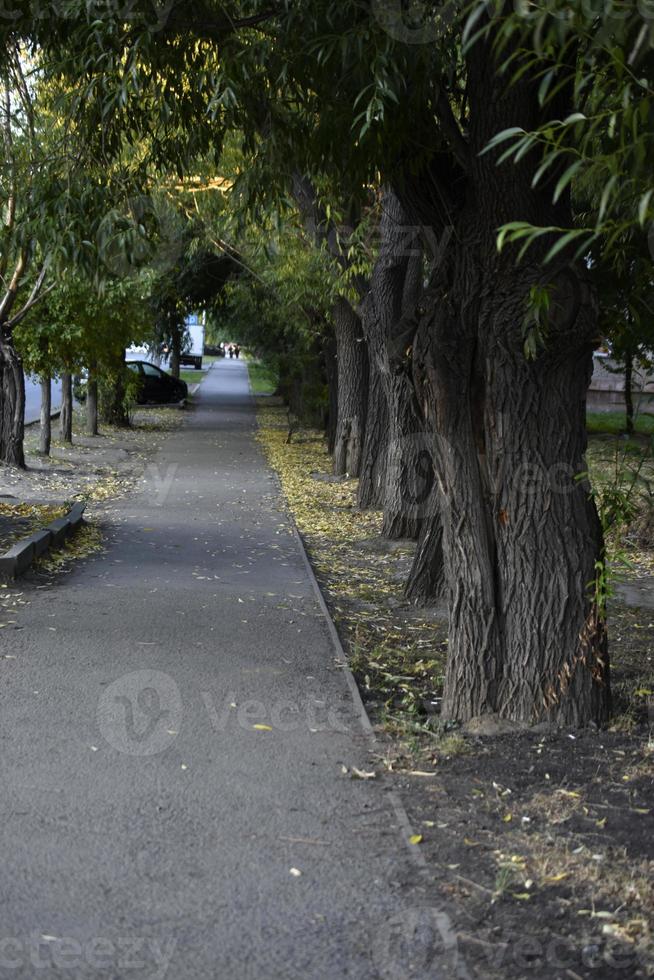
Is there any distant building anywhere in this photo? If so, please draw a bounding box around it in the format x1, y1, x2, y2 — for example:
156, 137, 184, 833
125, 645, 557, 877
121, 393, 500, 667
588, 354, 654, 414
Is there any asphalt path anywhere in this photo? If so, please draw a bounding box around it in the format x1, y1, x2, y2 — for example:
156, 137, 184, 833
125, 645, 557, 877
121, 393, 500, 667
0, 358, 449, 980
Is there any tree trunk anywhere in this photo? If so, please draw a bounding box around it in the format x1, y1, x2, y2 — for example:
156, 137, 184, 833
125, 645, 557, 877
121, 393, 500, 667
359, 188, 431, 539
333, 297, 369, 477
39, 375, 51, 456
430, 264, 609, 726
405, 511, 446, 605
100, 371, 130, 427
382, 370, 432, 539
170, 325, 182, 379
60, 372, 73, 444
624, 349, 634, 436
0, 334, 26, 468
86, 365, 99, 437
323, 330, 338, 456
357, 367, 389, 509
403, 34, 611, 727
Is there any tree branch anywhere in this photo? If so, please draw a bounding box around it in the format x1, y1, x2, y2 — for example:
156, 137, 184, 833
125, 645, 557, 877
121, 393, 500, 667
8, 279, 55, 329
3, 260, 51, 331
161, 7, 278, 43
435, 88, 470, 172
0, 251, 27, 326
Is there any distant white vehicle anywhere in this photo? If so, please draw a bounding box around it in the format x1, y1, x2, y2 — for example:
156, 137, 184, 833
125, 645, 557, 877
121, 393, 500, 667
125, 343, 157, 364
180, 313, 205, 370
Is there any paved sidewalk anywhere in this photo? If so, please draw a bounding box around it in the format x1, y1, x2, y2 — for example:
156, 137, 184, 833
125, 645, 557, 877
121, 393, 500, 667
0, 358, 440, 979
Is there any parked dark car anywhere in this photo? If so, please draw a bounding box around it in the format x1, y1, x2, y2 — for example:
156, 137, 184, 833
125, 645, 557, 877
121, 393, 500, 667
126, 361, 188, 405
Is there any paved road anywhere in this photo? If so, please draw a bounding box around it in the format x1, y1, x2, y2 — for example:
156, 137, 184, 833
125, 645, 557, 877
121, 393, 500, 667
0, 358, 444, 979
25, 375, 62, 426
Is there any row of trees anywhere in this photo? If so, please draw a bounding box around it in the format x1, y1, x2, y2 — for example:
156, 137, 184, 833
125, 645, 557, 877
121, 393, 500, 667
2, 1, 653, 727
0, 39, 236, 462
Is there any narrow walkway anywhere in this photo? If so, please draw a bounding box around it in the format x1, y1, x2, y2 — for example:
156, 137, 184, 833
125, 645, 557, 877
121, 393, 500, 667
0, 359, 430, 979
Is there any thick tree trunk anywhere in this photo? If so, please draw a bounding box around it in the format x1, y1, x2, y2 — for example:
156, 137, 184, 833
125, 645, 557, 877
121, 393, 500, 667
333, 297, 369, 478
431, 264, 609, 726
358, 188, 431, 539
416, 235, 610, 727
405, 511, 446, 605
0, 335, 26, 468
86, 365, 99, 437
382, 371, 432, 539
396, 32, 612, 728
357, 367, 388, 509
60, 372, 73, 444
39, 376, 51, 456
369, 30, 614, 725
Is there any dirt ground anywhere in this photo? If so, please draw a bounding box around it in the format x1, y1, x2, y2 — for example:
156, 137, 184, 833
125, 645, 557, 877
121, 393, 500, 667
256, 399, 654, 980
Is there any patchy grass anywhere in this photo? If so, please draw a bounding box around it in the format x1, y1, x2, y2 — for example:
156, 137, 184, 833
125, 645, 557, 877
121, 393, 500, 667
587, 433, 654, 577
179, 369, 204, 386
247, 360, 279, 395
587, 411, 654, 435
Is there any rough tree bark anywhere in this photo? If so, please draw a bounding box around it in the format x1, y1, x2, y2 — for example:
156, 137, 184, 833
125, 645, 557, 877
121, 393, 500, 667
323, 330, 338, 456
357, 368, 388, 510
60, 373, 73, 444
86, 363, 99, 437
290, 173, 372, 468
0, 335, 26, 468
411, 37, 611, 726
405, 509, 446, 606
333, 297, 368, 477
358, 189, 433, 540
39, 376, 51, 456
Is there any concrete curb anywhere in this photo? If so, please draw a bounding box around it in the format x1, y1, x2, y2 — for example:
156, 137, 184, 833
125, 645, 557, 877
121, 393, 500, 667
24, 408, 62, 429
0, 501, 87, 583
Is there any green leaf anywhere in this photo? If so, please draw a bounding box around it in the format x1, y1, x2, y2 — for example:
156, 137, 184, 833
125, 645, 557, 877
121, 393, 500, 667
638, 189, 653, 228
480, 127, 525, 155
553, 161, 583, 204
543, 229, 587, 264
